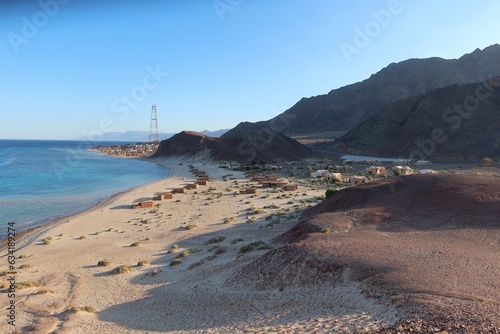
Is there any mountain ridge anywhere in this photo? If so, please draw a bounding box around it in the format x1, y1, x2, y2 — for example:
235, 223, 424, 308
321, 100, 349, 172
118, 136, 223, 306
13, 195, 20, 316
152, 130, 312, 162
223, 44, 500, 138
331, 77, 500, 160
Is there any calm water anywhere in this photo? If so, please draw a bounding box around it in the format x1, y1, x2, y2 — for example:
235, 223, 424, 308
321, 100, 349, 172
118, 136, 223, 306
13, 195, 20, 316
0, 140, 169, 237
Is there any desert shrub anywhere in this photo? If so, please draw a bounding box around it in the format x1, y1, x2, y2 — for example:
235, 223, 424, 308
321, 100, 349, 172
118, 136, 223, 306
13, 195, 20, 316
137, 260, 149, 267
184, 224, 197, 230
204, 236, 226, 245
15, 281, 41, 290
175, 251, 190, 259
130, 242, 142, 247
214, 247, 227, 255
42, 237, 52, 245
320, 227, 331, 234
231, 238, 244, 244
188, 260, 204, 270
78, 235, 87, 240
97, 260, 112, 267
223, 217, 234, 224
18, 254, 27, 259
68, 306, 97, 313
18, 264, 33, 269
239, 241, 268, 254
110, 265, 132, 275
239, 245, 254, 254
393, 169, 401, 176
169, 258, 182, 266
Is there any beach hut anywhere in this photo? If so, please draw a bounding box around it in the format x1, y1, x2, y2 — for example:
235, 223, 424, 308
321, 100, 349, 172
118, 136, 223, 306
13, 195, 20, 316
349, 176, 367, 185
132, 200, 154, 209
282, 184, 298, 191
326, 173, 342, 182
154, 192, 173, 200
196, 179, 208, 186
366, 166, 386, 175
240, 188, 257, 194
185, 183, 198, 190
401, 166, 413, 175
172, 187, 187, 194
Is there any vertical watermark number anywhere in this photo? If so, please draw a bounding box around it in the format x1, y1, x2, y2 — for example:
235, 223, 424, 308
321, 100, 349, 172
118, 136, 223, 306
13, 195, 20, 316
6, 222, 17, 327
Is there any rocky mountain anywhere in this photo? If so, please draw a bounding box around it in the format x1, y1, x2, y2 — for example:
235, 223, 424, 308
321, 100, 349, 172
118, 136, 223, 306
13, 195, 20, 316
152, 130, 312, 162
223, 44, 500, 138
332, 78, 500, 160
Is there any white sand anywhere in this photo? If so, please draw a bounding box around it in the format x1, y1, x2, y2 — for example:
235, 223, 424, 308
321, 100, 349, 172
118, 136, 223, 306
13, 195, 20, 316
0, 157, 399, 334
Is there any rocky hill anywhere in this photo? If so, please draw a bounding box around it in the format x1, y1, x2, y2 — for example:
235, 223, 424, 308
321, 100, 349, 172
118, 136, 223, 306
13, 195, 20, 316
223, 44, 500, 138
331, 78, 500, 160
226, 174, 500, 331
151, 130, 312, 162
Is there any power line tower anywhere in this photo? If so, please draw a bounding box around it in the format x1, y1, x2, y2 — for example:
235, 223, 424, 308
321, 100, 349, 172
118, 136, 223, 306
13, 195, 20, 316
149, 104, 159, 143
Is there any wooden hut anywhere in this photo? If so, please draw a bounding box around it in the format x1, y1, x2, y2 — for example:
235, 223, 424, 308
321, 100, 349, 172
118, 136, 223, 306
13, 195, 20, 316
132, 200, 154, 209
172, 187, 187, 194
240, 188, 257, 194
154, 192, 173, 200
282, 184, 298, 191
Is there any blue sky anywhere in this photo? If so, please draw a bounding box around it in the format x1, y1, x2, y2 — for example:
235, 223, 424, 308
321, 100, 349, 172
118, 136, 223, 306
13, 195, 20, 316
1, 0, 500, 140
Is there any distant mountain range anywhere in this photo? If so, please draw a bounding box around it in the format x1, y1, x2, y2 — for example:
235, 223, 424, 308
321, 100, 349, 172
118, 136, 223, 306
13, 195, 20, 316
77, 129, 229, 142
224, 44, 500, 137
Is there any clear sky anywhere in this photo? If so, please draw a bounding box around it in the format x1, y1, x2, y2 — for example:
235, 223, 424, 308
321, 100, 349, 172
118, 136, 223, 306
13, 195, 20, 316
1, 0, 499, 140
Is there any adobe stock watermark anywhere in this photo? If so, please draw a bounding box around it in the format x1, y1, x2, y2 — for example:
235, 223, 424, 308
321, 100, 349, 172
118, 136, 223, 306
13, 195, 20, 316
339, 0, 403, 63
213, 0, 243, 21
7, 0, 71, 54
409, 76, 500, 161
52, 64, 168, 181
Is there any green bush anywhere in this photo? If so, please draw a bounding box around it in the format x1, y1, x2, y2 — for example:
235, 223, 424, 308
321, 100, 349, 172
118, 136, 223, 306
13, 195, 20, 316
204, 236, 226, 245
325, 189, 336, 198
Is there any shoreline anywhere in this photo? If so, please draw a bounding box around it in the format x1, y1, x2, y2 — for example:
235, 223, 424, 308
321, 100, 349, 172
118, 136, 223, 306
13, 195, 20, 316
1, 155, 359, 333
0, 156, 175, 251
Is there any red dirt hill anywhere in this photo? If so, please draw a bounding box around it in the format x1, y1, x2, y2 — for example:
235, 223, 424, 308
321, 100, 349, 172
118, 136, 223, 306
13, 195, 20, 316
226, 174, 500, 332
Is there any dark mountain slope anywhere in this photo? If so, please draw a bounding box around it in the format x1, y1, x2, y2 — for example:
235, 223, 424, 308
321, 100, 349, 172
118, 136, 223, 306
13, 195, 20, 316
224, 44, 500, 137
333, 77, 500, 160
152, 130, 311, 162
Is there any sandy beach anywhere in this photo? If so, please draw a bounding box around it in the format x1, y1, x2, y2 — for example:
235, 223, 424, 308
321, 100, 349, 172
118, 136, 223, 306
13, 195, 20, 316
0, 156, 403, 334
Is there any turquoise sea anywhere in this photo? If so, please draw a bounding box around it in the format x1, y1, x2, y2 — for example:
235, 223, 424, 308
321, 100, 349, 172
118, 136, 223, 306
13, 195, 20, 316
0, 140, 169, 237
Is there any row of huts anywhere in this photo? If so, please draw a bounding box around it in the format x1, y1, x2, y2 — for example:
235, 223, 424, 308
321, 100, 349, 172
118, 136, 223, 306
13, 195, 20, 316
131, 165, 210, 209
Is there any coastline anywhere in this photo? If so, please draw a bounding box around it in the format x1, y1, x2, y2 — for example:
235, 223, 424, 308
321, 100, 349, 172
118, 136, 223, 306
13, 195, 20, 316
0, 155, 174, 247
0, 155, 402, 333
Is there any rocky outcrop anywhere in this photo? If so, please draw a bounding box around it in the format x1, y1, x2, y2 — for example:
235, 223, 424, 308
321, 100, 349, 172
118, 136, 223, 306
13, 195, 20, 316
152, 130, 312, 162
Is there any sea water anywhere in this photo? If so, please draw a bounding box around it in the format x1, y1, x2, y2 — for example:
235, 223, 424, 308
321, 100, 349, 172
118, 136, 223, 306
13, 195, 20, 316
0, 140, 169, 237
